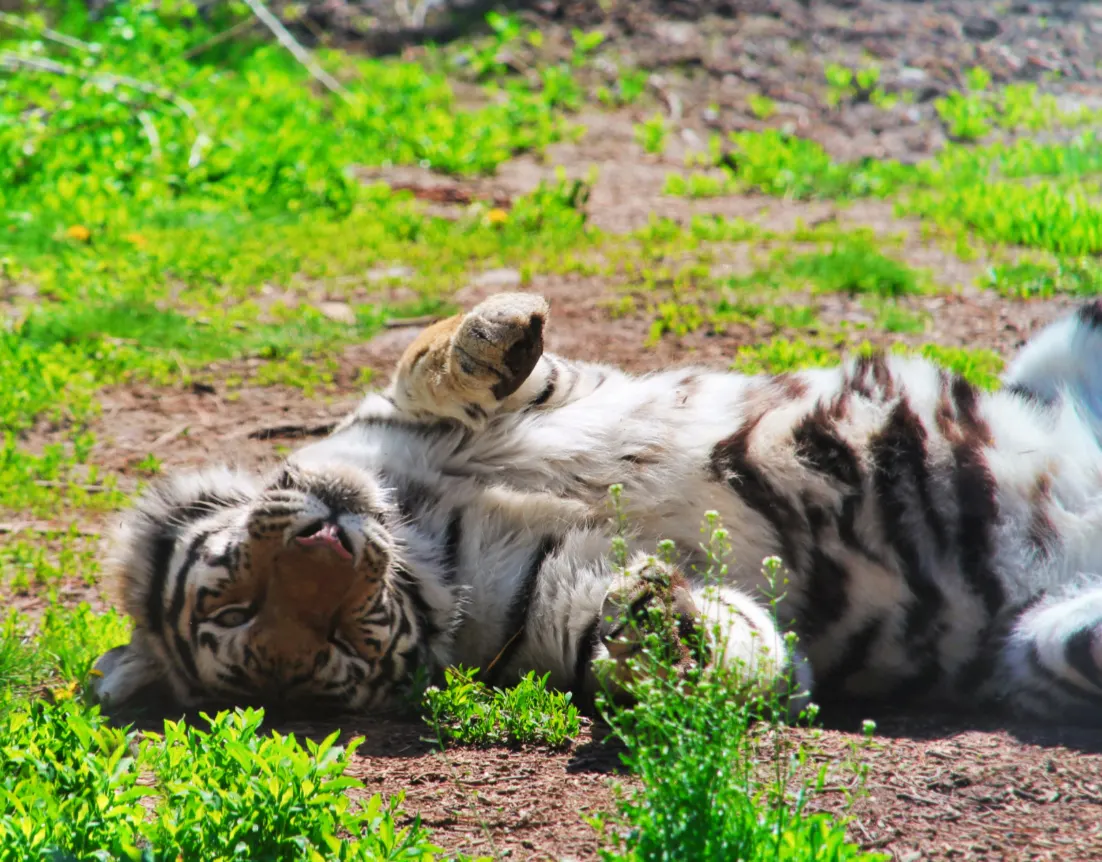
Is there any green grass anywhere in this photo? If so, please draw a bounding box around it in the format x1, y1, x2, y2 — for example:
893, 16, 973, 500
785, 240, 921, 297
983, 256, 1102, 298
422, 667, 581, 748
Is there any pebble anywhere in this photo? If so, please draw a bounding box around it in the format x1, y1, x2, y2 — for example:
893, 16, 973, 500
317, 301, 357, 325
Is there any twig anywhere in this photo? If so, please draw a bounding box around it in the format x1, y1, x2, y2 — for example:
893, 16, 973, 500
384, 314, 440, 329
137, 110, 161, 161
0, 11, 95, 53
237, 0, 349, 102
149, 422, 191, 449
182, 16, 258, 59
648, 73, 682, 124
0, 52, 211, 167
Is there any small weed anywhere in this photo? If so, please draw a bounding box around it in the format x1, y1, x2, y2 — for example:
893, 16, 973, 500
865, 300, 929, 334
982, 256, 1102, 298
787, 241, 921, 297
635, 113, 669, 155
748, 94, 777, 120
733, 339, 840, 375
423, 667, 581, 748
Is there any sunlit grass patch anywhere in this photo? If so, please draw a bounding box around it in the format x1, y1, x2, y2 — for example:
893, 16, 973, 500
982, 256, 1102, 299
0, 527, 101, 593
902, 182, 1102, 256
732, 339, 841, 375
423, 666, 582, 748
785, 240, 922, 297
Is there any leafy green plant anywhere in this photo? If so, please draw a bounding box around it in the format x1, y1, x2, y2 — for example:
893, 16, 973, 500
635, 113, 669, 155
723, 131, 908, 199
748, 94, 776, 120
149, 709, 441, 860
589, 512, 885, 862
935, 91, 993, 141
422, 667, 581, 748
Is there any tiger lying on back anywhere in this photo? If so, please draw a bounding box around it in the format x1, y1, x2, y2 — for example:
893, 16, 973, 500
92, 292, 1102, 725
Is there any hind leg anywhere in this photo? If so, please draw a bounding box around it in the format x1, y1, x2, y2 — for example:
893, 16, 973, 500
996, 583, 1102, 724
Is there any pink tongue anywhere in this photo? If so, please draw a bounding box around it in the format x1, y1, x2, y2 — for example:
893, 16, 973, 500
294, 523, 352, 559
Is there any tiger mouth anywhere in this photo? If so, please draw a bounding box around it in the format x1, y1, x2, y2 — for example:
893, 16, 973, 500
292, 520, 354, 560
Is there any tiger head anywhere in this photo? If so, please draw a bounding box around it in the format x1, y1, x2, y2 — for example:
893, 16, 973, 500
91, 458, 431, 718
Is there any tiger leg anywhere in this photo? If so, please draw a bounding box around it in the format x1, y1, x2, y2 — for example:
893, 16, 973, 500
996, 583, 1102, 724
386, 292, 611, 428
594, 554, 813, 719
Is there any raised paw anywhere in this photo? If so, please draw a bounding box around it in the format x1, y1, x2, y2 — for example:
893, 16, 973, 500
390, 292, 549, 426
454, 293, 548, 400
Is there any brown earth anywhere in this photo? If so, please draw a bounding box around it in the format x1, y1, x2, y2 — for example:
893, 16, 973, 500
9, 1, 1102, 859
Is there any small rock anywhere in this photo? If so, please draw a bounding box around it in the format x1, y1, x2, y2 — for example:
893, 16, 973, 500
963, 17, 1001, 41
898, 67, 928, 85
653, 21, 698, 48
366, 265, 413, 283
471, 268, 522, 290
317, 301, 357, 325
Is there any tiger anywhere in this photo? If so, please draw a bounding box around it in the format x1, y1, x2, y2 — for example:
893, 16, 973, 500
91, 291, 1102, 726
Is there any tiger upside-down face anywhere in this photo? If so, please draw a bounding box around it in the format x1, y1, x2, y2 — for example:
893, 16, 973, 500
92, 461, 425, 717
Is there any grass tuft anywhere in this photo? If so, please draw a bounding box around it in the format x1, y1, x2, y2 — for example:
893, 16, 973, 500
423, 667, 581, 749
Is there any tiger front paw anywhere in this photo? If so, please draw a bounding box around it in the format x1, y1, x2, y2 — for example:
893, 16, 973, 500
391, 292, 548, 426
454, 292, 548, 401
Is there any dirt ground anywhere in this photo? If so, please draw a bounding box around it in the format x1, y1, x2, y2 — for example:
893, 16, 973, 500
10, 1, 1102, 859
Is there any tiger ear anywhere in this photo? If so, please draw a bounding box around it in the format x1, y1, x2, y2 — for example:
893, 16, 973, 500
89, 628, 181, 719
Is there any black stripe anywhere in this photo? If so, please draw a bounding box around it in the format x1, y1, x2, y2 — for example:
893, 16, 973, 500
868, 401, 945, 647
165, 531, 211, 682
394, 568, 442, 641
1028, 642, 1102, 707
1077, 299, 1102, 329
174, 633, 200, 682
815, 616, 885, 699
442, 511, 463, 584
801, 544, 851, 643
485, 535, 562, 685
570, 612, 602, 703
394, 479, 440, 522
1004, 381, 1051, 406
951, 437, 1005, 618
530, 361, 559, 407
710, 415, 806, 573
376, 601, 412, 683
146, 535, 176, 634
1065, 627, 1102, 691
792, 410, 862, 490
